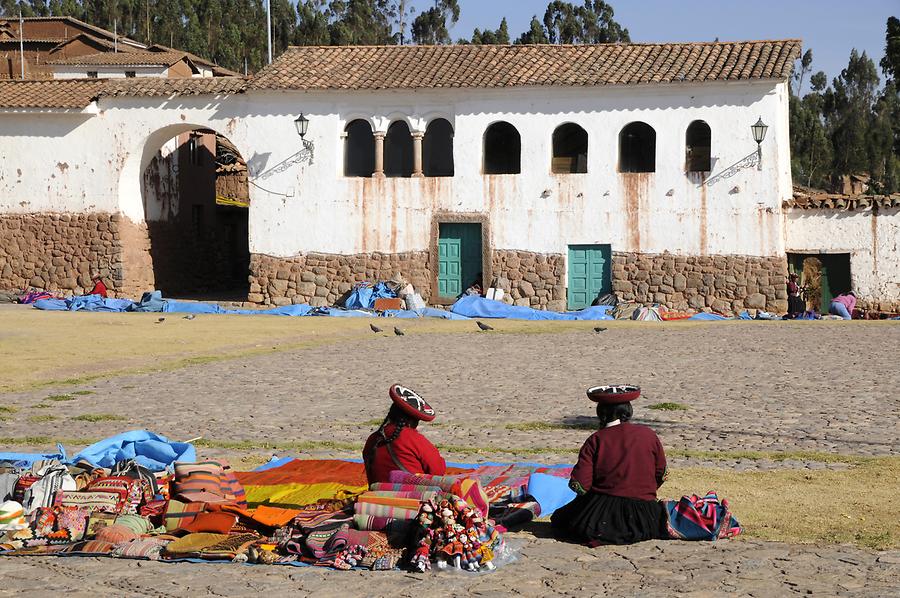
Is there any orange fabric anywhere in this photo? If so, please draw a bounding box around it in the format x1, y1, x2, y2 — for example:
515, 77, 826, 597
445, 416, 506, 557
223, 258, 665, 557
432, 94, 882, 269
251, 505, 302, 527
178, 512, 237, 535
235, 460, 368, 487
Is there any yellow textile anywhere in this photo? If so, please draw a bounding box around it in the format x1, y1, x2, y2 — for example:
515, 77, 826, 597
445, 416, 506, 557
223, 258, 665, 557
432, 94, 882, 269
242, 483, 366, 508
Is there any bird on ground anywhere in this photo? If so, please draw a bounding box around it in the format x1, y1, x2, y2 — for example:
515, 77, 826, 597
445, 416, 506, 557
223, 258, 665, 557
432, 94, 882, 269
393, 327, 405, 336
476, 321, 494, 331
183, 314, 195, 320
156, 317, 165, 323
370, 323, 383, 333
593, 326, 607, 333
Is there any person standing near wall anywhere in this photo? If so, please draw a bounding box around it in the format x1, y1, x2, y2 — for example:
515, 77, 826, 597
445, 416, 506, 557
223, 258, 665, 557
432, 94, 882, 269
786, 273, 805, 316
829, 291, 856, 320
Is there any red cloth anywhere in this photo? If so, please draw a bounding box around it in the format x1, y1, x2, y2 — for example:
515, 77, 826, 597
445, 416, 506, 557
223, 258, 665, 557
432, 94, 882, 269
89, 279, 108, 298
362, 424, 446, 484
570, 422, 667, 501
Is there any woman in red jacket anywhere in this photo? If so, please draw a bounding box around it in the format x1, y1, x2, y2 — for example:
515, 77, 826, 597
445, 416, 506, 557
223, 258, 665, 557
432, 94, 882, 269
363, 385, 446, 484
551, 384, 669, 545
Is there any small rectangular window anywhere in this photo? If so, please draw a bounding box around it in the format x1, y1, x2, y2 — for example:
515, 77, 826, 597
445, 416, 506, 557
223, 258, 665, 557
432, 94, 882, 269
188, 134, 203, 166
125, 71, 136, 78
86, 71, 98, 78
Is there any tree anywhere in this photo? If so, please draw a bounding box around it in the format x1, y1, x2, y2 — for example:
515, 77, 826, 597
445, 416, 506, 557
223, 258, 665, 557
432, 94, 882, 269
579, 0, 628, 43
794, 48, 813, 96
827, 50, 880, 178
294, 0, 330, 46
329, 0, 394, 46
389, 0, 413, 45
411, 0, 460, 45
471, 17, 508, 45
882, 16, 900, 85
789, 66, 833, 188
515, 15, 549, 44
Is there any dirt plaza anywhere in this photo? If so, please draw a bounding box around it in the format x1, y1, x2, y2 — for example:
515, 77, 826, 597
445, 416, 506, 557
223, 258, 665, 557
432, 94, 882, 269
0, 306, 898, 596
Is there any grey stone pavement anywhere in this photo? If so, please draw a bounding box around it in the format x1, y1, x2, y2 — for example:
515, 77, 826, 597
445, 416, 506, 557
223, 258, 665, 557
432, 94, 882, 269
2, 321, 900, 595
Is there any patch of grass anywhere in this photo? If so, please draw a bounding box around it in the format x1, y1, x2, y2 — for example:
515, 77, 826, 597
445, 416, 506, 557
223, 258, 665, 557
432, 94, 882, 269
665, 457, 900, 549
667, 449, 869, 465
0, 406, 19, 414
28, 415, 57, 423
647, 402, 689, 411
46, 394, 76, 402
72, 390, 94, 396
31, 403, 52, 409
71, 413, 126, 423
360, 418, 385, 427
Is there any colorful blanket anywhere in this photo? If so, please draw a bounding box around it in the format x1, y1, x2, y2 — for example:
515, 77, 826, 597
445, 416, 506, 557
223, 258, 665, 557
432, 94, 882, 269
665, 491, 742, 540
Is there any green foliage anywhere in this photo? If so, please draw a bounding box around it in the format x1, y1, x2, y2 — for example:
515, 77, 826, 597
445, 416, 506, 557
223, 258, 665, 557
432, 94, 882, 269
516, 15, 549, 45
790, 23, 900, 194
647, 402, 689, 411
72, 413, 125, 422
411, 0, 459, 45
470, 17, 509, 45
46, 394, 76, 401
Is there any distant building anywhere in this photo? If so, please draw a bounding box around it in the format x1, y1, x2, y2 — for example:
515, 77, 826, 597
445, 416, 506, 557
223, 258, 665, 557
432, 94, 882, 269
1, 39, 895, 314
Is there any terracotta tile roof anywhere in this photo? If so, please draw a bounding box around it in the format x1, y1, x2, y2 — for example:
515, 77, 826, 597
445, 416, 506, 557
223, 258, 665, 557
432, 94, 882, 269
100, 77, 248, 98
0, 79, 106, 108
786, 186, 900, 211
47, 51, 188, 67
252, 40, 802, 90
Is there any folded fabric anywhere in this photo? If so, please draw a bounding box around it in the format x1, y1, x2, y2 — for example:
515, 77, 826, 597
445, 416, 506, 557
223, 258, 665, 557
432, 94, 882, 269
354, 495, 423, 510
242, 482, 365, 509
0, 500, 28, 531
526, 472, 576, 515
55, 490, 124, 514
163, 500, 206, 532
113, 514, 155, 536
60, 539, 116, 555
362, 490, 440, 501
95, 524, 139, 545
110, 536, 170, 560
353, 502, 419, 520
196, 532, 259, 560
665, 491, 743, 541
352, 514, 413, 535
163, 532, 230, 557
368, 483, 442, 494
177, 512, 237, 535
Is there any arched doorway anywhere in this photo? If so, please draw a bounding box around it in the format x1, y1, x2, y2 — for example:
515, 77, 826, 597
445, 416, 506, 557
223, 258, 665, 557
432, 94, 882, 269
141, 128, 250, 299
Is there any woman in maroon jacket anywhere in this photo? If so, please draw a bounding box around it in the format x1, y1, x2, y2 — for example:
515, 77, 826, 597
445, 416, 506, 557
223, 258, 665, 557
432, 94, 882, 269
363, 385, 446, 485
551, 385, 669, 545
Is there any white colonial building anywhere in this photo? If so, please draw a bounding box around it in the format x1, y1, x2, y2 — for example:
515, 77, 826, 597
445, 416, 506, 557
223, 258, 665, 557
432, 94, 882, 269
4, 40, 894, 314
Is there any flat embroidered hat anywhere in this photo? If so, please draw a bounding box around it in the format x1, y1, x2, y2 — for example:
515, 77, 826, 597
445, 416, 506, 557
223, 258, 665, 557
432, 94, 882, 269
586, 384, 641, 404
389, 384, 436, 422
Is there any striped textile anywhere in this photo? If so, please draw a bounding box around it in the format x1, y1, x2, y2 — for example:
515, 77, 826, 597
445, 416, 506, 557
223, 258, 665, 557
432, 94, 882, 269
162, 499, 206, 532
665, 491, 743, 541
354, 502, 419, 520
369, 483, 442, 494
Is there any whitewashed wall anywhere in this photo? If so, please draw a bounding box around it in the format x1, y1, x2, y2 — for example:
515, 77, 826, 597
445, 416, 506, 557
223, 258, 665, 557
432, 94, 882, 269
52, 65, 169, 79
0, 79, 791, 261
785, 208, 900, 305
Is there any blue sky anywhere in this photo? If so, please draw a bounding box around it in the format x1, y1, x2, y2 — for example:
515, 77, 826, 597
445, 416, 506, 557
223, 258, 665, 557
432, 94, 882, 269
408, 0, 896, 93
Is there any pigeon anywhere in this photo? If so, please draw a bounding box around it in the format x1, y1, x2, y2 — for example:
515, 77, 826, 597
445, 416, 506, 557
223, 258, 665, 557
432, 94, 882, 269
476, 321, 494, 331
393, 327, 405, 336
183, 314, 196, 320
593, 327, 607, 333
156, 317, 166, 323
370, 323, 382, 333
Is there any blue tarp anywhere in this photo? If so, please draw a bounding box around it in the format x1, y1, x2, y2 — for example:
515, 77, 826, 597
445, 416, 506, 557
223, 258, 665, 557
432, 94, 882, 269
688, 312, 729, 321
73, 430, 195, 472
450, 295, 614, 321
164, 301, 313, 317
33, 295, 135, 312
0, 444, 67, 467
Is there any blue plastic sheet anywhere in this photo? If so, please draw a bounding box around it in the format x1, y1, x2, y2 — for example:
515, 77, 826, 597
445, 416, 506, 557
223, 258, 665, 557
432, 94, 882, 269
164, 302, 312, 317
73, 430, 196, 472
33, 295, 135, 312
451, 295, 614, 321
688, 312, 729, 321
0, 444, 67, 466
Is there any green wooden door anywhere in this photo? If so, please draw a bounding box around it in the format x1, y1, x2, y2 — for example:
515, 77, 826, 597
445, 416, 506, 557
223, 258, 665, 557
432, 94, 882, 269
438, 223, 482, 299
567, 244, 611, 310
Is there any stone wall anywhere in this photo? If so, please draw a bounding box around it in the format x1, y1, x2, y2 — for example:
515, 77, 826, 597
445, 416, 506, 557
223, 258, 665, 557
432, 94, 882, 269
0, 213, 125, 295
249, 251, 432, 306
611, 252, 789, 313
491, 250, 566, 310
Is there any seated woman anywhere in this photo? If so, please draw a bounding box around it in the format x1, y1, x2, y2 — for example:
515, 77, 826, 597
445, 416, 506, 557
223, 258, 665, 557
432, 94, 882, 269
551, 385, 668, 545
363, 384, 446, 484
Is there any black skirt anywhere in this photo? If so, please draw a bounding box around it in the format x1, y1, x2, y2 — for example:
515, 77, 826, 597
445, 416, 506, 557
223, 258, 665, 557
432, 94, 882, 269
550, 492, 668, 545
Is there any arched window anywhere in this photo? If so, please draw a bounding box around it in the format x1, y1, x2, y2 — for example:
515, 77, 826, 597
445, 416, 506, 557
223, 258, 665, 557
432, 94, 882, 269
483, 121, 521, 174
686, 120, 712, 172
423, 118, 454, 177
618, 122, 656, 173
384, 120, 414, 177
344, 119, 374, 177
552, 123, 588, 173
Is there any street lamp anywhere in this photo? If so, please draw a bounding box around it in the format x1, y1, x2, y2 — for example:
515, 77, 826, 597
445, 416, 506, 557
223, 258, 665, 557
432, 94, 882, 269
294, 113, 309, 138
751, 117, 768, 171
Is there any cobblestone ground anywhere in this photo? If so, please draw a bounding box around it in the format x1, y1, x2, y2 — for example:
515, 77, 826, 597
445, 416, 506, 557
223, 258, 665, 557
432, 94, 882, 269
2, 320, 899, 596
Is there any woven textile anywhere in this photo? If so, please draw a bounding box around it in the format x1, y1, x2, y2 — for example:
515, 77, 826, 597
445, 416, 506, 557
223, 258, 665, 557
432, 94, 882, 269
665, 491, 743, 541
55, 490, 124, 514
163, 500, 206, 532
110, 537, 170, 560
162, 532, 228, 557
354, 502, 419, 520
